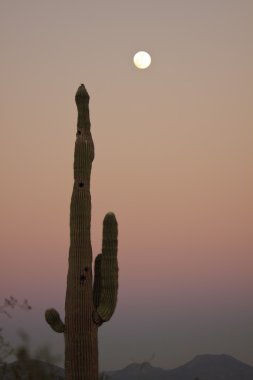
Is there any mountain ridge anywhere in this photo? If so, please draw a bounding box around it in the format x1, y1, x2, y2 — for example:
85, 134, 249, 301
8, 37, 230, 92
166, 353, 253, 380
1, 354, 253, 379
106, 354, 253, 380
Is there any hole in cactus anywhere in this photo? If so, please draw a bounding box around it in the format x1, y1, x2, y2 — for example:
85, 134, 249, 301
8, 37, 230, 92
84, 267, 89, 272
80, 275, 86, 284
79, 183, 84, 188
77, 130, 81, 135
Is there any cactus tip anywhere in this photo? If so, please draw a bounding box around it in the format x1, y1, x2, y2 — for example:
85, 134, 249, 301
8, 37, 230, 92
104, 212, 116, 220
75, 83, 89, 105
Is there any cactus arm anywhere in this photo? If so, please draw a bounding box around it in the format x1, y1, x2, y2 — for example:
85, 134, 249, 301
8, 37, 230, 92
45, 308, 65, 333
93, 212, 118, 325
93, 254, 102, 309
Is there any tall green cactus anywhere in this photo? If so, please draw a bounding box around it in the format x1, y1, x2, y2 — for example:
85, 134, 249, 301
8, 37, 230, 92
45, 84, 118, 380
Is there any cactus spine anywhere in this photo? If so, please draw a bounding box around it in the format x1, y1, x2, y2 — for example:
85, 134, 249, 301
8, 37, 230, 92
45, 84, 118, 380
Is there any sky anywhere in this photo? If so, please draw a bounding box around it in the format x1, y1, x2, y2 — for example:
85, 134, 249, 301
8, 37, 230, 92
0, 0, 253, 372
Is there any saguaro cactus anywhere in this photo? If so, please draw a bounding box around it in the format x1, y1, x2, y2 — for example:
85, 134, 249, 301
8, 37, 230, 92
45, 84, 118, 380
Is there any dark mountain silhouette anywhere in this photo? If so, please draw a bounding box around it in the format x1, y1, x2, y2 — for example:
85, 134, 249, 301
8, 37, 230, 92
106, 361, 168, 380
167, 354, 253, 380
1, 354, 253, 379
106, 354, 253, 380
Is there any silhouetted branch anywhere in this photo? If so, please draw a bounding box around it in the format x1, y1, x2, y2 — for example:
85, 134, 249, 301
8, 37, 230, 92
0, 297, 31, 318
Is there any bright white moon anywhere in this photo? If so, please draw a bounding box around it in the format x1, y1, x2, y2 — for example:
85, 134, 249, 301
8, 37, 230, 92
133, 51, 151, 69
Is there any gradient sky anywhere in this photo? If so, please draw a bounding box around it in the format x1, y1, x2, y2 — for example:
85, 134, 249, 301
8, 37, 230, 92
1, 0, 253, 372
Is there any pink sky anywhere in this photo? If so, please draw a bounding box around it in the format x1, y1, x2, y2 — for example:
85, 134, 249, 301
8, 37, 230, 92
1, 0, 253, 371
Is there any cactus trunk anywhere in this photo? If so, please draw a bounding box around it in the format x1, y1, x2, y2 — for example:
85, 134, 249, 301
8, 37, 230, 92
45, 85, 118, 380
65, 84, 97, 380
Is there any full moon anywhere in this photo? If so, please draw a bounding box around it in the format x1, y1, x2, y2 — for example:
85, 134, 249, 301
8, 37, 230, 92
133, 51, 151, 69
